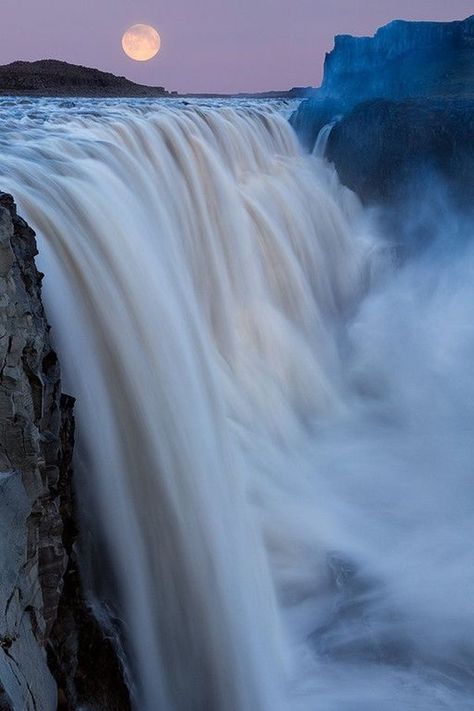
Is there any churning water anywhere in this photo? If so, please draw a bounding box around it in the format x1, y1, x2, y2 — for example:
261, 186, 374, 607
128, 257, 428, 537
0, 97, 473, 710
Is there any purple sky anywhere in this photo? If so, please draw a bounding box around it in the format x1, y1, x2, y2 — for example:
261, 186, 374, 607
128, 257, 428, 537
1, 0, 473, 93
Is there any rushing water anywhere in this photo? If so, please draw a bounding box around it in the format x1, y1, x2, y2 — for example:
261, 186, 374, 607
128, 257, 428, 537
312, 119, 339, 158
0, 97, 473, 710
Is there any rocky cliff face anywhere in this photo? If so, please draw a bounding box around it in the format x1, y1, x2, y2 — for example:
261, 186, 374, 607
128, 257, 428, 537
0, 192, 68, 709
322, 15, 474, 103
291, 15, 474, 151
291, 15, 474, 212
325, 98, 474, 208
0, 194, 130, 710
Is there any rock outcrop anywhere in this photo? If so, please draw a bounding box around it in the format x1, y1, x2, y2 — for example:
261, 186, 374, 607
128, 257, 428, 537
0, 194, 130, 709
325, 98, 474, 208
322, 15, 474, 105
291, 14, 474, 151
0, 60, 169, 97
290, 15, 474, 209
0, 192, 67, 709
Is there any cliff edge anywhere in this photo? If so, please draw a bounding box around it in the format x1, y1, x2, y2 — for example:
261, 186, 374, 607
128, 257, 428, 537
291, 15, 474, 210
323, 14, 474, 104
0, 194, 130, 710
0, 60, 169, 97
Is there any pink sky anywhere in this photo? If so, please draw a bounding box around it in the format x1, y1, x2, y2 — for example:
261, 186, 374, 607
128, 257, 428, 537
1, 0, 472, 93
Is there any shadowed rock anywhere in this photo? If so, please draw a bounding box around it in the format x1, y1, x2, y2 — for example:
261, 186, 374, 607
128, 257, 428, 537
0, 60, 169, 97
290, 15, 474, 211
0, 194, 131, 709
322, 15, 474, 105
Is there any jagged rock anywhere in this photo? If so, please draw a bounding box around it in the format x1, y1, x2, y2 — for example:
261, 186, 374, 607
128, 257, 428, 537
291, 15, 474, 153
325, 98, 474, 208
290, 15, 474, 212
290, 97, 345, 152
0, 194, 130, 709
0, 193, 65, 710
322, 15, 474, 105
48, 396, 131, 711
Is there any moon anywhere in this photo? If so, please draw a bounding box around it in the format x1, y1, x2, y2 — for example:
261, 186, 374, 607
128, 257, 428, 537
122, 24, 161, 62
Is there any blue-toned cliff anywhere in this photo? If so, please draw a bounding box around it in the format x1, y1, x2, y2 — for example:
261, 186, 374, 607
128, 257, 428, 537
292, 14, 474, 150
291, 15, 474, 209
322, 15, 474, 103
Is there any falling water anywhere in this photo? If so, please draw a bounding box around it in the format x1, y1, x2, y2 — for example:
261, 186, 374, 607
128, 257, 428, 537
313, 118, 339, 158
0, 98, 473, 711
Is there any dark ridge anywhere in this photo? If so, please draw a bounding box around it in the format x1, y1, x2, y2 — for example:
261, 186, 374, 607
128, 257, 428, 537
0, 59, 170, 97
291, 13, 474, 151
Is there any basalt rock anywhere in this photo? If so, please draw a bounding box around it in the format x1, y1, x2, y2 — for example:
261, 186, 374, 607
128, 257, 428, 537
0, 194, 130, 709
325, 98, 474, 208
290, 15, 474, 153
321, 15, 474, 104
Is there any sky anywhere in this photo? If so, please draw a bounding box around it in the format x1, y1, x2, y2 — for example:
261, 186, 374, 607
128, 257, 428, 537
1, 0, 473, 94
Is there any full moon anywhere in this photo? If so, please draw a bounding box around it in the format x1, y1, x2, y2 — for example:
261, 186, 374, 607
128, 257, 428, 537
122, 24, 161, 62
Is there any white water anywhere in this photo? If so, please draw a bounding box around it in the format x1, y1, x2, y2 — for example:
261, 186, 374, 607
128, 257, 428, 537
313, 119, 339, 158
0, 98, 473, 710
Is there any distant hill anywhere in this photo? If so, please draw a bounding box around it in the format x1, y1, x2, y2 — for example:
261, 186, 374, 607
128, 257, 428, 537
0, 59, 170, 97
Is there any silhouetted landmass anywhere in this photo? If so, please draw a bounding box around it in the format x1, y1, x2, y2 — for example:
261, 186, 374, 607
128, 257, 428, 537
0, 59, 313, 99
0, 59, 170, 96
177, 87, 315, 99
235, 87, 315, 99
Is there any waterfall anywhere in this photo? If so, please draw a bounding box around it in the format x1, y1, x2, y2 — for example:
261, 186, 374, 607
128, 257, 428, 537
0, 98, 473, 711
313, 118, 339, 158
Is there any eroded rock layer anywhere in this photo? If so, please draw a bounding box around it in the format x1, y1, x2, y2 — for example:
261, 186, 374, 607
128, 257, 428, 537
0, 194, 130, 710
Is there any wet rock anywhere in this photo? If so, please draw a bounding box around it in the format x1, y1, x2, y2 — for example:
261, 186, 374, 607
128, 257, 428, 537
0, 193, 63, 710
0, 194, 130, 709
325, 98, 474, 209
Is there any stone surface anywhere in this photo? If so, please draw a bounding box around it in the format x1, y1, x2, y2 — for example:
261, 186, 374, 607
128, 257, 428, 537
322, 15, 474, 105
0, 193, 66, 710
290, 97, 345, 152
0, 194, 130, 709
290, 15, 474, 213
291, 15, 474, 152
325, 98, 474, 208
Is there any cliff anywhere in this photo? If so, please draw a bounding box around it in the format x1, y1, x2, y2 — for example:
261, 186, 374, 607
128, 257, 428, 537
0, 60, 168, 97
291, 15, 474, 151
322, 15, 474, 103
325, 98, 474, 208
0, 194, 130, 709
291, 15, 474, 209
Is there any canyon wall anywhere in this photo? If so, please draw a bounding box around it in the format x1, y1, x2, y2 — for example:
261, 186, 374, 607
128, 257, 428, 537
0, 192, 68, 709
291, 16, 474, 209
322, 15, 474, 104
325, 98, 474, 207
0, 194, 129, 710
